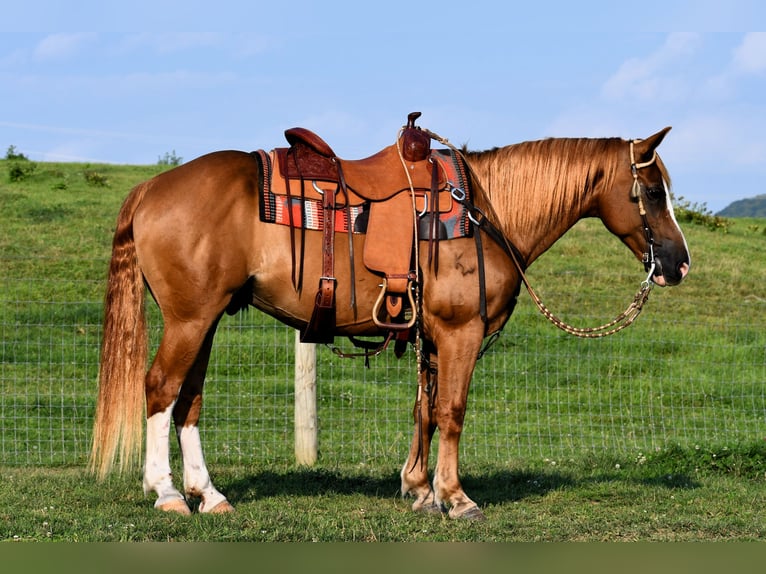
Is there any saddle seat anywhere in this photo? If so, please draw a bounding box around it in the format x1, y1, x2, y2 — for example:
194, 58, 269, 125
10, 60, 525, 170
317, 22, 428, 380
278, 133, 434, 202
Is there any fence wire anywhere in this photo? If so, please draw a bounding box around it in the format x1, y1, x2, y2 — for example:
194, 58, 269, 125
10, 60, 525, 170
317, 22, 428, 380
1, 261, 765, 468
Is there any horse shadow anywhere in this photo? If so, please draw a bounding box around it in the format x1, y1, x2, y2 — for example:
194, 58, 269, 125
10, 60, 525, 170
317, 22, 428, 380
220, 464, 701, 508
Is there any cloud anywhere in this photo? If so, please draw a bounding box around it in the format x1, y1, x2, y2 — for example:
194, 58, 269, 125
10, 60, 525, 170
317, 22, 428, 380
696, 33, 766, 101
732, 32, 766, 74
0, 48, 27, 68
34, 33, 96, 61
119, 33, 221, 54
231, 35, 279, 58
0, 120, 164, 143
601, 33, 701, 102
114, 33, 275, 60
662, 111, 766, 174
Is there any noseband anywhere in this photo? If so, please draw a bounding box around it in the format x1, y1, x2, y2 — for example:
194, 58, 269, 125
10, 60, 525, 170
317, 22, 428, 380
630, 139, 658, 283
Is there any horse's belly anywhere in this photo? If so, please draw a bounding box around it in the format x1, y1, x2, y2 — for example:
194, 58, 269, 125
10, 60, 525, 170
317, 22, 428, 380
249, 238, 385, 336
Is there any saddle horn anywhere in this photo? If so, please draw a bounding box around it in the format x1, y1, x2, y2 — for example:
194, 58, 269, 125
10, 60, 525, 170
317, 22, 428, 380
401, 111, 431, 162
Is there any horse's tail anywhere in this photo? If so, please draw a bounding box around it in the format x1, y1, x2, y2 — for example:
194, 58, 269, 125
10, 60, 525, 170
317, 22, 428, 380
89, 182, 151, 479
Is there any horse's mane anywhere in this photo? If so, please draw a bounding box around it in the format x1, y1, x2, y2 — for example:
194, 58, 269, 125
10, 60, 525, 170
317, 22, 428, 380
465, 138, 621, 240
463, 137, 671, 246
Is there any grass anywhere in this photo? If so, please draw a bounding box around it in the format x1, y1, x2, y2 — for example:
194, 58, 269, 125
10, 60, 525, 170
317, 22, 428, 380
1, 158, 765, 541
2, 445, 766, 541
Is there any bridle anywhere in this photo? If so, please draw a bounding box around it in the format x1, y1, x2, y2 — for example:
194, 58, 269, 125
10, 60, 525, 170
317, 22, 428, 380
630, 139, 659, 281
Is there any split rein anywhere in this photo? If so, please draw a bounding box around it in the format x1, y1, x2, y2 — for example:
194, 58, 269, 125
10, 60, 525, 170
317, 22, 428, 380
426, 130, 659, 341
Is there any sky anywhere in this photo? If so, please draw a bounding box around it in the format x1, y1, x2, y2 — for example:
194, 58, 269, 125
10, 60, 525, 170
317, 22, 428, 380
2, 2, 765, 213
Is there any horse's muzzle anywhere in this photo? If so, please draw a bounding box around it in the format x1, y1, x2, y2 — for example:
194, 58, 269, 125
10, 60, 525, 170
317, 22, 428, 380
654, 260, 690, 287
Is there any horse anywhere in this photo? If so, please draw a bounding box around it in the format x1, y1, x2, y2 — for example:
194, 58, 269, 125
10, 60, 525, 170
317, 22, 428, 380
89, 122, 690, 520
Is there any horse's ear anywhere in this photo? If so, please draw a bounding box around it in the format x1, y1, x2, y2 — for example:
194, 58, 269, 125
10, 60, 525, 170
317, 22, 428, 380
634, 126, 671, 162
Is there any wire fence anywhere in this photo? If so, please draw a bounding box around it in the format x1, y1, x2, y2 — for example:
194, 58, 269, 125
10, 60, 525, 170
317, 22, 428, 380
1, 257, 765, 469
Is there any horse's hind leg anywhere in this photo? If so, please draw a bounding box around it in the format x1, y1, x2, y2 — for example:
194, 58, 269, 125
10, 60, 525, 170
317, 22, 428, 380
143, 316, 222, 515
172, 318, 234, 514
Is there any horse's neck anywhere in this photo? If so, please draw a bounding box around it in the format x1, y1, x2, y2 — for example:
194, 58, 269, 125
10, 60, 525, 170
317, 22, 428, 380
471, 162, 590, 265
512, 203, 584, 266
468, 140, 611, 263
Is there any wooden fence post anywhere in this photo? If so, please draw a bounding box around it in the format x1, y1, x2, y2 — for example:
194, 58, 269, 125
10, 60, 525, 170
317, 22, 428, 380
294, 330, 318, 465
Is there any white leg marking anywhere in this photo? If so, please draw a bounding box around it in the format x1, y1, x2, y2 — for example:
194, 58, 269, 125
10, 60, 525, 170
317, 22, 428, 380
177, 424, 229, 513
143, 403, 186, 509
400, 461, 412, 496
432, 465, 444, 507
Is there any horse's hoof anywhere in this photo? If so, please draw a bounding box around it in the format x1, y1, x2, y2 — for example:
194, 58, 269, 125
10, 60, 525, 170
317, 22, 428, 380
462, 506, 487, 521
157, 498, 192, 516
413, 500, 445, 515
449, 504, 486, 521
205, 500, 235, 514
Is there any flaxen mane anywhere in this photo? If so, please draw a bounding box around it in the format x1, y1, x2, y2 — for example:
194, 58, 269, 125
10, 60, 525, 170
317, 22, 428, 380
464, 137, 671, 242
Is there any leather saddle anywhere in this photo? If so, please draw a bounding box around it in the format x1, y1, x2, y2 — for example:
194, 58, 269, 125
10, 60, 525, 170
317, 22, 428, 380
272, 112, 449, 344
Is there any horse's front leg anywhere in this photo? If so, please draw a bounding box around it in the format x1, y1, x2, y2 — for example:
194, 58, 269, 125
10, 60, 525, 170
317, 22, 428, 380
431, 330, 486, 520
400, 346, 443, 514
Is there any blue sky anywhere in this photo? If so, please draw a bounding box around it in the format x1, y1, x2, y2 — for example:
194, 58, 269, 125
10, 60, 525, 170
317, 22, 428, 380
2, 2, 765, 213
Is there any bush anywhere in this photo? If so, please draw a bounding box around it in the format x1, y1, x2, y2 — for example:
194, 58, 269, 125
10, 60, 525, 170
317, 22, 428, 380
83, 170, 109, 187
674, 195, 732, 232
158, 150, 183, 166
8, 162, 37, 182
5, 145, 28, 160
5, 145, 38, 182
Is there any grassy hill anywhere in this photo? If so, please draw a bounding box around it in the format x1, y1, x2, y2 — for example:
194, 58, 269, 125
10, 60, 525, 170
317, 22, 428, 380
718, 193, 766, 217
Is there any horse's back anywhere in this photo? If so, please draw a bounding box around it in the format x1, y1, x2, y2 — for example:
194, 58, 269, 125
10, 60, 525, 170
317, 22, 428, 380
140, 150, 260, 204
135, 150, 259, 233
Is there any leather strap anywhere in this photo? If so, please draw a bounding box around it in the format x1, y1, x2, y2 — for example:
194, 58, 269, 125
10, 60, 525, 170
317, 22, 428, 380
285, 147, 307, 293
318, 161, 337, 309
427, 158, 440, 273
301, 154, 340, 343
337, 161, 356, 310
301, 179, 337, 343
473, 221, 487, 324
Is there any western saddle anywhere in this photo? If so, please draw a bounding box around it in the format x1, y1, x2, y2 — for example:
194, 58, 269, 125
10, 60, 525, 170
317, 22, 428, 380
270, 112, 458, 344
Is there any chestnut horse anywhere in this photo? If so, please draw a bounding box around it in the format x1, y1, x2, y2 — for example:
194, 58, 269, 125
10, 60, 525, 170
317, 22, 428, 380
90, 125, 689, 519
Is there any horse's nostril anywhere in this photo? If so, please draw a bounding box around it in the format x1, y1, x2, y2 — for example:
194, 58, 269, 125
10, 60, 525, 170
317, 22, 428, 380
678, 262, 690, 278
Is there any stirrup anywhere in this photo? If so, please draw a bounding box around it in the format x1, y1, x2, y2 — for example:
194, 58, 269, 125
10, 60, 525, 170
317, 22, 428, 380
372, 278, 417, 330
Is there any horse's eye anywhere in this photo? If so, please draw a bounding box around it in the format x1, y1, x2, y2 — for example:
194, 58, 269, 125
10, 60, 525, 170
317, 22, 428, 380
645, 186, 665, 200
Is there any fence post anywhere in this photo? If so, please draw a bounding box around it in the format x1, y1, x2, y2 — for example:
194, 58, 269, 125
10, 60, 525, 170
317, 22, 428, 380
294, 330, 318, 465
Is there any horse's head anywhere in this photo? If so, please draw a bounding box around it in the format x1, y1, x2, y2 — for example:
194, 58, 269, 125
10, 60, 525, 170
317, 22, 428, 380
598, 127, 690, 287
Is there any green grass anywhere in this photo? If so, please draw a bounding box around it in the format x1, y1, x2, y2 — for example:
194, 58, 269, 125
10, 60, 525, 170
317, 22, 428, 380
1, 158, 765, 540
2, 445, 766, 541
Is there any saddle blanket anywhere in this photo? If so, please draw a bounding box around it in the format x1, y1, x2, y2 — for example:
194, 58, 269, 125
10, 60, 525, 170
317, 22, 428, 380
256, 148, 473, 240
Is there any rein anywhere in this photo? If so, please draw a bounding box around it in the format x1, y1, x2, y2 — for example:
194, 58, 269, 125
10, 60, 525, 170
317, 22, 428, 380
426, 130, 659, 340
